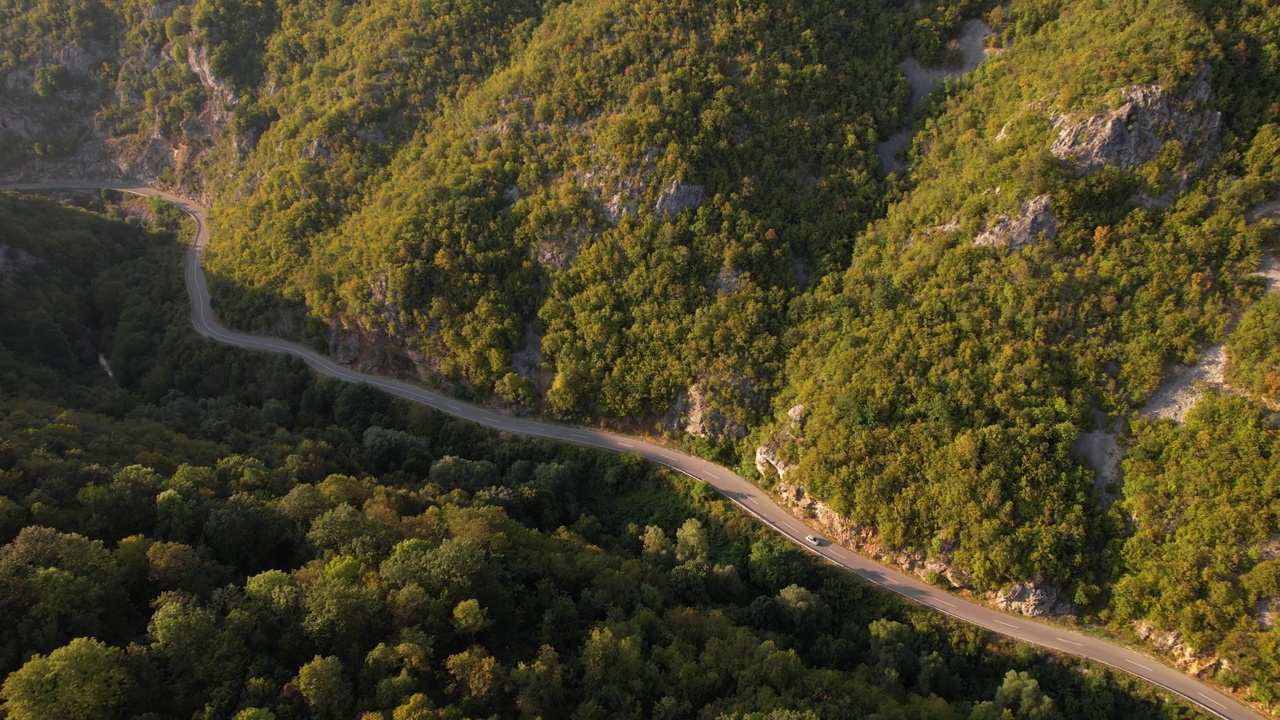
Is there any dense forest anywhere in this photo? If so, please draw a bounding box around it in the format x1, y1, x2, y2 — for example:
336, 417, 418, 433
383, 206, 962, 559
3, 0, 1280, 713
0, 192, 1208, 719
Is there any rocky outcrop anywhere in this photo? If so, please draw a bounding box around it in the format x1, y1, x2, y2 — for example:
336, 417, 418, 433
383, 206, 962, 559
575, 147, 658, 225
877, 19, 993, 173
669, 380, 749, 444
772, 479, 973, 589
1247, 199, 1280, 224
1257, 538, 1280, 562
654, 178, 705, 220
990, 580, 1077, 618
1133, 621, 1223, 677
1140, 252, 1280, 423
754, 403, 806, 478
974, 194, 1056, 251
511, 322, 543, 380
1050, 75, 1221, 172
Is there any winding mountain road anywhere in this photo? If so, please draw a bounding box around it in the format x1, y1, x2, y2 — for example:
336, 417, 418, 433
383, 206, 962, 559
3, 182, 1265, 720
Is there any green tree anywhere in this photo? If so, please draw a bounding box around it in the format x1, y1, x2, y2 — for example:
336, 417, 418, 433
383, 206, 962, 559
453, 599, 492, 640
1, 637, 134, 720
295, 655, 352, 720
675, 518, 710, 567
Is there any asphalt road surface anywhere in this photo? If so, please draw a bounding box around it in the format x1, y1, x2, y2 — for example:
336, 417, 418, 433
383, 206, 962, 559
3, 182, 1265, 720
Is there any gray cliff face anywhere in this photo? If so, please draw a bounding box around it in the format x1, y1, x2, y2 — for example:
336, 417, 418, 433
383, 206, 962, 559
1050, 75, 1221, 172
653, 178, 705, 220
974, 194, 1057, 252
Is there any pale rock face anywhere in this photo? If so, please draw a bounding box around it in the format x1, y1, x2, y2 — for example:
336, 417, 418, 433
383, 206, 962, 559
1050, 75, 1222, 172
653, 178, 705, 220
754, 403, 806, 478
990, 580, 1077, 617
974, 194, 1056, 252
1132, 621, 1223, 677
771, 479, 972, 589
684, 382, 747, 444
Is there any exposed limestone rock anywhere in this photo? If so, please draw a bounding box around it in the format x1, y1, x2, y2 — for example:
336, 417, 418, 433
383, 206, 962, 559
535, 224, 590, 271
754, 403, 806, 479
1133, 621, 1222, 677
675, 380, 749, 444
186, 44, 230, 97
328, 318, 388, 374
747, 435, 788, 479
1141, 252, 1280, 423
786, 402, 806, 424
654, 178, 705, 220
876, 19, 993, 173
772, 479, 972, 589
576, 147, 659, 225
248, 306, 305, 339
1248, 199, 1280, 224
97, 353, 114, 380
974, 194, 1056, 251
990, 580, 1077, 618
1257, 537, 1280, 562
1050, 76, 1222, 172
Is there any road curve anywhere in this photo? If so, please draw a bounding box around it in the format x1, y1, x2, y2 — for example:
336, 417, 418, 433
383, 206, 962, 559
2, 182, 1264, 720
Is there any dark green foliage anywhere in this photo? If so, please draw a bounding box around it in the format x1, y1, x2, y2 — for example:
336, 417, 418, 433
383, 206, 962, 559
4, 0, 1280, 709
0, 196, 1201, 719
1113, 394, 1280, 696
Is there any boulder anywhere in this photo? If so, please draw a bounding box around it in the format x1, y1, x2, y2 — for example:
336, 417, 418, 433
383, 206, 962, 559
1050, 75, 1221, 172
974, 194, 1056, 252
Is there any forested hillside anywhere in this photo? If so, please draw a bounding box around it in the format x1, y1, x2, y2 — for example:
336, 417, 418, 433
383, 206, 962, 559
3, 0, 1280, 712
0, 191, 1206, 719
